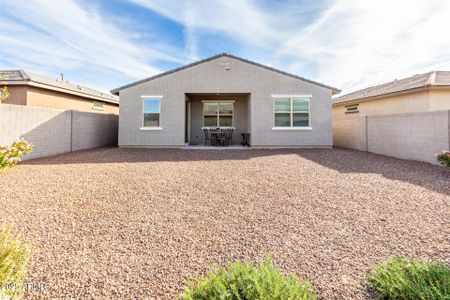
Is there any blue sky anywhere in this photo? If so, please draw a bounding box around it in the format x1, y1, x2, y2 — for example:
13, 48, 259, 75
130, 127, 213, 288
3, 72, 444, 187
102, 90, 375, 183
1, 0, 450, 94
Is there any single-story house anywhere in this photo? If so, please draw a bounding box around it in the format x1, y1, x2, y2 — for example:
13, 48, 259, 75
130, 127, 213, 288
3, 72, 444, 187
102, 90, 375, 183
112, 53, 340, 148
333, 71, 450, 116
0, 70, 119, 114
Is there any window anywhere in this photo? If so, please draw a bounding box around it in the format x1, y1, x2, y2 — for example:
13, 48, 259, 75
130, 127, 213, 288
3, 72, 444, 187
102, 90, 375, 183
345, 104, 359, 114
203, 101, 234, 127
274, 97, 310, 128
143, 97, 161, 128
92, 101, 104, 110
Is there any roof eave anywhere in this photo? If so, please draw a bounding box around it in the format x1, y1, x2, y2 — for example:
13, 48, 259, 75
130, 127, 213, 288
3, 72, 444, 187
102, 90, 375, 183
332, 85, 446, 106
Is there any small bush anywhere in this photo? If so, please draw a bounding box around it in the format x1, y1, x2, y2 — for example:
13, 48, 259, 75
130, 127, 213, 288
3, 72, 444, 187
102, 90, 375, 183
436, 150, 450, 167
0, 139, 33, 170
180, 257, 317, 300
368, 256, 450, 299
0, 225, 31, 298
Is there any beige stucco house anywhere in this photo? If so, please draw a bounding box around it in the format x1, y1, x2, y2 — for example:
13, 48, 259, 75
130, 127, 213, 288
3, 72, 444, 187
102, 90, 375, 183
0, 70, 119, 114
333, 71, 450, 116
332, 71, 450, 164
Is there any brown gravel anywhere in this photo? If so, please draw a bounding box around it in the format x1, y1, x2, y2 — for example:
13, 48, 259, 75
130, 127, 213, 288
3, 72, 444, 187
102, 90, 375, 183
0, 147, 449, 299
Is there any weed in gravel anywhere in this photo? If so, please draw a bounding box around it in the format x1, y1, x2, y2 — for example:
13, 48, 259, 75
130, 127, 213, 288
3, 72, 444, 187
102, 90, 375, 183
180, 257, 316, 300
436, 150, 450, 167
368, 256, 450, 299
0, 225, 31, 298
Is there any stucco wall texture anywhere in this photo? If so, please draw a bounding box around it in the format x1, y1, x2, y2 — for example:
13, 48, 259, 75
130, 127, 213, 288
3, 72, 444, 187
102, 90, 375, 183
0, 104, 118, 160
118, 56, 334, 147
333, 110, 450, 164
332, 89, 450, 117
2, 85, 119, 114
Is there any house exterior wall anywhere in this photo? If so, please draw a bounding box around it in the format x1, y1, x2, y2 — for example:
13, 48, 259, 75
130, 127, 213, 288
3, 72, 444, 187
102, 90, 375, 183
26, 86, 119, 114
332, 90, 431, 117
188, 94, 249, 145
1, 85, 27, 105
118, 56, 333, 147
429, 89, 450, 111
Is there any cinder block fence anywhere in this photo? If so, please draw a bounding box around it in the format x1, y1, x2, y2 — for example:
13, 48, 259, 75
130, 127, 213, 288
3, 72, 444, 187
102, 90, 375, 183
333, 110, 450, 164
0, 104, 118, 160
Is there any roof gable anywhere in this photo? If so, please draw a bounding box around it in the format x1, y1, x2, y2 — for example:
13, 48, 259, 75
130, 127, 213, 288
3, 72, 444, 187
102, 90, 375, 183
111, 53, 340, 94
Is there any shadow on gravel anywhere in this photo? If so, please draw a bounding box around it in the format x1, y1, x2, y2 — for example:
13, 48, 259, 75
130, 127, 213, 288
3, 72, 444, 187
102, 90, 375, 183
24, 146, 449, 196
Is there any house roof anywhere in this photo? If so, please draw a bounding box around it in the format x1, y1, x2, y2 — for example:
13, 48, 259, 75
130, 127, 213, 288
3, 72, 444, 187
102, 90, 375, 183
334, 71, 450, 105
111, 53, 341, 95
0, 70, 119, 104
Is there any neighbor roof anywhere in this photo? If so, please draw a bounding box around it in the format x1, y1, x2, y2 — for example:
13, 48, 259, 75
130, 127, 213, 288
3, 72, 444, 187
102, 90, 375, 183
111, 53, 341, 95
334, 71, 450, 105
0, 70, 119, 104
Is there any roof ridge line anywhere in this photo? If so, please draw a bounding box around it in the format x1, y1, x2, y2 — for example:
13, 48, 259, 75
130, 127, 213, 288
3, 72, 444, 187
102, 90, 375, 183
19, 69, 30, 81
424, 71, 436, 87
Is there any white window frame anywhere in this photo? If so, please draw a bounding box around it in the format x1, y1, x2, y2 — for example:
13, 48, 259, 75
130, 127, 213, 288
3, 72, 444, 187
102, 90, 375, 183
141, 95, 163, 130
272, 95, 312, 130
201, 100, 235, 128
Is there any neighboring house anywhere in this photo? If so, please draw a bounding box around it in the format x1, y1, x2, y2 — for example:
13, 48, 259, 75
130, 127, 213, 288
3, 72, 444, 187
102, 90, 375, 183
333, 71, 450, 116
333, 71, 450, 164
112, 53, 340, 147
0, 70, 119, 114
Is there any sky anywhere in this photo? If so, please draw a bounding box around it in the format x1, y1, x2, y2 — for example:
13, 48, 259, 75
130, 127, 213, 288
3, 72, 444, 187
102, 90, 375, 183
1, 0, 450, 95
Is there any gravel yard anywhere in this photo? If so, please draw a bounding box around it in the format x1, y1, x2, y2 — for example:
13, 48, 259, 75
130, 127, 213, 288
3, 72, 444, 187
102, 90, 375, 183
1, 147, 449, 299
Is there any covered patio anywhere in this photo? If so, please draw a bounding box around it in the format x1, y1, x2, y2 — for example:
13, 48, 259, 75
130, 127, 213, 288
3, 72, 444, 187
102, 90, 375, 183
185, 93, 251, 146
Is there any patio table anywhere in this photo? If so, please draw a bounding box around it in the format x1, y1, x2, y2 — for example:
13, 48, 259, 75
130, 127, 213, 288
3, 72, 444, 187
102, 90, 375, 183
204, 128, 234, 146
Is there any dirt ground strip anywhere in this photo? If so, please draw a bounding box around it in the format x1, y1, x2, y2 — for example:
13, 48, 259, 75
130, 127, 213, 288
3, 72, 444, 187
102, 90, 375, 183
0, 147, 449, 299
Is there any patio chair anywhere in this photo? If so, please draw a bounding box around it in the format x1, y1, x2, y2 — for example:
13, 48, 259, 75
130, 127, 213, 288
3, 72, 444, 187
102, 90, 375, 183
216, 128, 234, 146
203, 128, 214, 146
215, 129, 227, 146
225, 128, 234, 146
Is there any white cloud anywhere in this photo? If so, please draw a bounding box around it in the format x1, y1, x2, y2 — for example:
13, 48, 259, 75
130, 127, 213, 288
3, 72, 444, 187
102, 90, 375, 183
281, 0, 450, 92
128, 0, 450, 93
0, 0, 184, 91
2, 0, 449, 94
128, 0, 282, 51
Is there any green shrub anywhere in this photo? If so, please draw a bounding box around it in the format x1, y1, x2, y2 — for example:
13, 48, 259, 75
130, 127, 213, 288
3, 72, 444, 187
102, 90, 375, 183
0, 139, 33, 171
0, 225, 31, 298
368, 256, 450, 300
436, 151, 450, 167
180, 257, 317, 300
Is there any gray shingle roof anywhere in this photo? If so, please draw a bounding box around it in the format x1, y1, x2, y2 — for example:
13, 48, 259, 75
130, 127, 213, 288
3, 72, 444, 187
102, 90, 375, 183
0, 70, 119, 104
334, 71, 450, 104
111, 53, 341, 94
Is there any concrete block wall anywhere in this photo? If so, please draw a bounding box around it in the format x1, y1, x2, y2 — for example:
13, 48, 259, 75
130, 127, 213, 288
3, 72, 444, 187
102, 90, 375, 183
0, 104, 118, 160
72, 111, 118, 151
333, 110, 450, 164
333, 115, 367, 151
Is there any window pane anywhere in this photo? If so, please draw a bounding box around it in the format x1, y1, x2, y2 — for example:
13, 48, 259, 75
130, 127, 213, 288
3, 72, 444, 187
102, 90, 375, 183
204, 116, 217, 127
203, 103, 218, 115
144, 113, 159, 127
275, 113, 291, 127
274, 98, 290, 112
292, 98, 309, 111
219, 103, 233, 114
293, 113, 309, 127
219, 116, 233, 127
93, 101, 104, 109
143, 99, 160, 113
